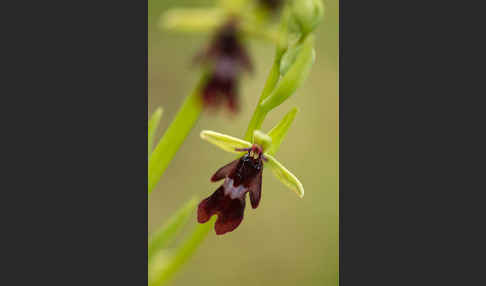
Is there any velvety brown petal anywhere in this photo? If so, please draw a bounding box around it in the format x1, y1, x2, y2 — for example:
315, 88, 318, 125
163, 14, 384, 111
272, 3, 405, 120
214, 196, 245, 235
248, 169, 263, 209
197, 186, 246, 235
211, 159, 239, 182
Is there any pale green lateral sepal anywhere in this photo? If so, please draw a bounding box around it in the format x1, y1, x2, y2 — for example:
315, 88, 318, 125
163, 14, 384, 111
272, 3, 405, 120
200, 130, 252, 154
267, 107, 298, 155
148, 107, 163, 157
265, 154, 304, 198
253, 130, 272, 151
160, 8, 226, 33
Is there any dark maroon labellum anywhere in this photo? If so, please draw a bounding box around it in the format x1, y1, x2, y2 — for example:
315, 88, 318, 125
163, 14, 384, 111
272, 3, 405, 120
198, 145, 264, 235
195, 20, 252, 113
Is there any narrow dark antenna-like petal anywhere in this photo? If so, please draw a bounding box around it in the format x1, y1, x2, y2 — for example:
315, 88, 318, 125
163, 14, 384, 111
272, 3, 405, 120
248, 169, 263, 209
211, 159, 240, 182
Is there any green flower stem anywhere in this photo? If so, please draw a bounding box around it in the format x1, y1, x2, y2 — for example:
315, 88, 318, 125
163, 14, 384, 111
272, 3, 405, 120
149, 217, 216, 286
243, 58, 280, 141
243, 106, 268, 142
148, 77, 205, 194
148, 107, 163, 157
148, 197, 198, 263
242, 5, 292, 142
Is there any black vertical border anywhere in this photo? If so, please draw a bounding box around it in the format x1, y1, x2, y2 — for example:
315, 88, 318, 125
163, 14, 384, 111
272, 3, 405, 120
4, 0, 149, 285
340, 1, 484, 285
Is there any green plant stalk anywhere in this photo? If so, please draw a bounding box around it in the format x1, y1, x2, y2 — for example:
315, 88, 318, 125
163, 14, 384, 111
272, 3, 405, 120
149, 216, 216, 286
148, 197, 198, 263
243, 35, 314, 144
243, 57, 281, 141
242, 4, 292, 142
148, 107, 163, 157
148, 77, 205, 194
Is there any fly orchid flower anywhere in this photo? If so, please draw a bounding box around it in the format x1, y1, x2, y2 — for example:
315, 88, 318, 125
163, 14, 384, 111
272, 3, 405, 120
197, 109, 304, 235
195, 20, 252, 112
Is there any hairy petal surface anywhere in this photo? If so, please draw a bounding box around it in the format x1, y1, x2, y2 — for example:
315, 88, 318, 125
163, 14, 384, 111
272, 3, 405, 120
197, 186, 246, 235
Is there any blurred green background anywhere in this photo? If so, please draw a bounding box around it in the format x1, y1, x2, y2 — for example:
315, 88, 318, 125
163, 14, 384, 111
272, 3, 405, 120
149, 1, 338, 285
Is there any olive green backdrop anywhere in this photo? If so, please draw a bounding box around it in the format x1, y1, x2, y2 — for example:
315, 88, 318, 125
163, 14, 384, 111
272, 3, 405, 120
149, 1, 338, 285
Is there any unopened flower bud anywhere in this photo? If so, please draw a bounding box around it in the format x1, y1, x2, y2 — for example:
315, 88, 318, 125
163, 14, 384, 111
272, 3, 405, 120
291, 0, 324, 36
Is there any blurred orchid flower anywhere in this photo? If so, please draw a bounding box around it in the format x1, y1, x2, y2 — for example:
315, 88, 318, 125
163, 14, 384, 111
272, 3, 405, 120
194, 20, 253, 112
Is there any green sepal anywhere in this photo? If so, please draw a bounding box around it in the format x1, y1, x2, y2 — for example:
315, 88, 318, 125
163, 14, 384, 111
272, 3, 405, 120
266, 107, 298, 155
200, 130, 252, 154
265, 154, 304, 198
